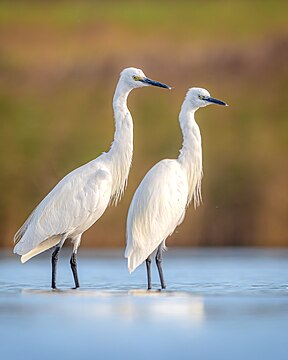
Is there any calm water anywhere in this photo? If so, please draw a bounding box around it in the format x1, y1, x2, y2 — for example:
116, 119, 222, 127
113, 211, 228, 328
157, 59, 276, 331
0, 248, 288, 360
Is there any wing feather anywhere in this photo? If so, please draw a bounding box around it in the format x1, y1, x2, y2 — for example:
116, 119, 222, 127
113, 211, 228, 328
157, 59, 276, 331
125, 160, 188, 272
14, 160, 112, 255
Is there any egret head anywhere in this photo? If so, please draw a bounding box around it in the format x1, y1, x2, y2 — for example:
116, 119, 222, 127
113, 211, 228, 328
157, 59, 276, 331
120, 67, 171, 90
187, 87, 228, 109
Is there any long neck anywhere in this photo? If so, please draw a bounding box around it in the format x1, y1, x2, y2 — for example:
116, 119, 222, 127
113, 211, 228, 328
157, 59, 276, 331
108, 82, 133, 203
178, 100, 203, 207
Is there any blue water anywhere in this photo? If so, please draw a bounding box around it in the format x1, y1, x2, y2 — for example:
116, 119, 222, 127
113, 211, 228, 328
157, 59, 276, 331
0, 248, 288, 360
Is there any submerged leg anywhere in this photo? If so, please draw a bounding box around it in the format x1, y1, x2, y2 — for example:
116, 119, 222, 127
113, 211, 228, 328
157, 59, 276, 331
51, 246, 61, 289
155, 246, 166, 289
70, 252, 80, 289
146, 256, 152, 290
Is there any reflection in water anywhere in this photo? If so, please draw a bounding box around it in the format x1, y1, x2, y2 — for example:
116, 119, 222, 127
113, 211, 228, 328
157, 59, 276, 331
87, 297, 204, 325
20, 288, 205, 325
144, 297, 205, 323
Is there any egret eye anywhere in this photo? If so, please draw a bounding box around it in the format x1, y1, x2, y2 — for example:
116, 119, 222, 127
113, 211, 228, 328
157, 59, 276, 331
198, 95, 204, 100
133, 75, 142, 81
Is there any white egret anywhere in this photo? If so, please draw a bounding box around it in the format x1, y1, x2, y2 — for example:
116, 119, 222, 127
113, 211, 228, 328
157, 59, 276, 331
125, 87, 227, 289
13, 67, 171, 289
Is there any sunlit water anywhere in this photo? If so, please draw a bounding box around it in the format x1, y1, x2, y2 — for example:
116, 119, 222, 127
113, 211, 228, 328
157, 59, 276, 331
0, 248, 287, 360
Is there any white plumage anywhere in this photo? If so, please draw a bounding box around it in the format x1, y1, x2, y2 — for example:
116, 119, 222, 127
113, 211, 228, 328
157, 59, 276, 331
125, 87, 227, 289
13, 67, 170, 288
126, 160, 188, 272
14, 161, 113, 259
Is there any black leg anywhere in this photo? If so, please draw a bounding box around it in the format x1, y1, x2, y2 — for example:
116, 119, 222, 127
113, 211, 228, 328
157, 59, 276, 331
156, 246, 166, 289
51, 246, 61, 289
70, 252, 80, 289
146, 256, 152, 290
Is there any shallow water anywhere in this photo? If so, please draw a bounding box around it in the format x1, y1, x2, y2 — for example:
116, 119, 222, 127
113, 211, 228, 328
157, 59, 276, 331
0, 248, 288, 360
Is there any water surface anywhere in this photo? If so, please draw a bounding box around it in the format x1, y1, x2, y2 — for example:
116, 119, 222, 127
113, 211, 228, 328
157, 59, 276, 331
0, 248, 287, 360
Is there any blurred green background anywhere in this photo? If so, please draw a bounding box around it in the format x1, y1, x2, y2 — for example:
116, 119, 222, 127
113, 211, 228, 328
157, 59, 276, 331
0, 0, 287, 249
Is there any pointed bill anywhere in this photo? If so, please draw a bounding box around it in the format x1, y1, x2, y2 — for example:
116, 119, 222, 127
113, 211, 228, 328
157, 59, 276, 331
204, 96, 228, 106
141, 77, 171, 89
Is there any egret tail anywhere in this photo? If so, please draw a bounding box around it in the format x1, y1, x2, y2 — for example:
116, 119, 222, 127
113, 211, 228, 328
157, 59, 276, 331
126, 244, 159, 273
20, 236, 62, 263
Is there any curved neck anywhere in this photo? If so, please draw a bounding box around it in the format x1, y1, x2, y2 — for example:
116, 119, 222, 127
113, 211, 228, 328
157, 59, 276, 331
178, 100, 203, 207
108, 81, 134, 203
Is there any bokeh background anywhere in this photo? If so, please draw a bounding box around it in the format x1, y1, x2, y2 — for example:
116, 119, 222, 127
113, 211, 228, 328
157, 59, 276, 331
0, 0, 287, 249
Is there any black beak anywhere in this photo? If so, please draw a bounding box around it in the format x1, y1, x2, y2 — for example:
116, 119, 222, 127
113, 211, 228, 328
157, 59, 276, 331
141, 77, 171, 89
204, 96, 228, 106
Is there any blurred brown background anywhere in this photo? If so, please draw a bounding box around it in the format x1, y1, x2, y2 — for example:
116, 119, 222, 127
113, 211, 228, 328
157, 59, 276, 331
0, 0, 287, 249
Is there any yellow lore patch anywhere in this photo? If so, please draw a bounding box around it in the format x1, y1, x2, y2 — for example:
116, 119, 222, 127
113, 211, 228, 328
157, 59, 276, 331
133, 75, 143, 81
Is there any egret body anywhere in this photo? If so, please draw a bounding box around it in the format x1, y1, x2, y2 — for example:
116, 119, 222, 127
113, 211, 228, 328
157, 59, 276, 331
14, 67, 170, 289
125, 87, 227, 289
